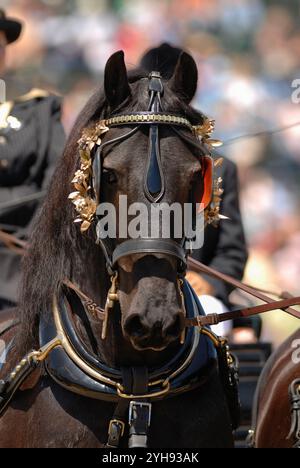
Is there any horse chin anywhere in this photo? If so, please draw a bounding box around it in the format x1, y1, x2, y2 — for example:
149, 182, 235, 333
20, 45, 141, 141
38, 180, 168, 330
129, 338, 170, 353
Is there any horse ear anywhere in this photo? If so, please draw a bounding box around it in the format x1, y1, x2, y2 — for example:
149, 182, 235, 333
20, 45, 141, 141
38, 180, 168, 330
169, 52, 198, 103
104, 51, 131, 108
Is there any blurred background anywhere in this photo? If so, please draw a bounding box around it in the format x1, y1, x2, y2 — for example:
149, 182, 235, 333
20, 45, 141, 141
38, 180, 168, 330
1, 0, 300, 346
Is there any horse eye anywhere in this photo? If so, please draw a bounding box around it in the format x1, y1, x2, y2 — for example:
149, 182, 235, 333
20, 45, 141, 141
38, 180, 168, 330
103, 169, 117, 184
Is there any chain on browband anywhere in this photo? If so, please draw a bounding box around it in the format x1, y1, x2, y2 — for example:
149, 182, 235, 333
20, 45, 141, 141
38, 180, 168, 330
105, 113, 194, 129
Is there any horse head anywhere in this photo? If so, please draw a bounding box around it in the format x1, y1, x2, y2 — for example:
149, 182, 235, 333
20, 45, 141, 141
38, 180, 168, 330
20, 47, 217, 365
85, 50, 208, 352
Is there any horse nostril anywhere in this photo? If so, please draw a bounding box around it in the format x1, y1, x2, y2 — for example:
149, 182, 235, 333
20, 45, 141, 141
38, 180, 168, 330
124, 313, 183, 345
164, 314, 183, 338
151, 321, 163, 340
124, 315, 150, 339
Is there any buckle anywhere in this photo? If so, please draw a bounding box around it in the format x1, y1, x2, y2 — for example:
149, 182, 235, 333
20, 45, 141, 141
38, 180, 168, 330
149, 71, 162, 79
129, 401, 152, 428
108, 419, 125, 438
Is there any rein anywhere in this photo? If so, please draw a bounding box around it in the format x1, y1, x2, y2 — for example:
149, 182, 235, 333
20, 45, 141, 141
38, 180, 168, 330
187, 258, 300, 323
1, 230, 299, 326
63, 275, 300, 329
0, 229, 27, 256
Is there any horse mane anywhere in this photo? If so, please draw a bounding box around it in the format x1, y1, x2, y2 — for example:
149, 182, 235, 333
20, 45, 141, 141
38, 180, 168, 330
18, 67, 204, 352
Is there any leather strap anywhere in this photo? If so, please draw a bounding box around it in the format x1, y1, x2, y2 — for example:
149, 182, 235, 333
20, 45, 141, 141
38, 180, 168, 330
63, 276, 300, 330
144, 124, 165, 202
106, 368, 132, 448
0, 229, 27, 256
185, 296, 300, 328
188, 257, 300, 318
128, 367, 151, 449
112, 238, 187, 271
144, 72, 165, 203
2, 229, 299, 327
62, 279, 105, 320
106, 366, 150, 449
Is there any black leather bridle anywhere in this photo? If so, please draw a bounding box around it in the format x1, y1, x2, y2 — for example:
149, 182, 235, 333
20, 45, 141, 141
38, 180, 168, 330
93, 71, 207, 276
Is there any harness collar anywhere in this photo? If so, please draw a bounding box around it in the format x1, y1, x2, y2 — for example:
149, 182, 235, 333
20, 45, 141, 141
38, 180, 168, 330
37, 279, 217, 401
0, 279, 239, 447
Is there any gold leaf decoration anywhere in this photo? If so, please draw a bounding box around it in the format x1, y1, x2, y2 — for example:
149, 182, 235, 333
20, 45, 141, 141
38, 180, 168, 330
205, 138, 223, 148
193, 118, 215, 138
193, 117, 223, 149
69, 120, 109, 233
192, 126, 225, 227
205, 170, 224, 226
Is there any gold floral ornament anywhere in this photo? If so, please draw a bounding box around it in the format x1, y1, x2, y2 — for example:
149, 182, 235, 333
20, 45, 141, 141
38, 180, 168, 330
68, 121, 109, 233
193, 118, 225, 225
204, 158, 228, 226
193, 117, 223, 148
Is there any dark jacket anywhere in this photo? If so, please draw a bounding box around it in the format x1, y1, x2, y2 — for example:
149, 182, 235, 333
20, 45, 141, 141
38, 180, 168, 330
0, 90, 65, 302
191, 156, 248, 306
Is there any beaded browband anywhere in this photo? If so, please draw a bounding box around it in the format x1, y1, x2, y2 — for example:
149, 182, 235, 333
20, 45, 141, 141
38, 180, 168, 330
105, 113, 193, 130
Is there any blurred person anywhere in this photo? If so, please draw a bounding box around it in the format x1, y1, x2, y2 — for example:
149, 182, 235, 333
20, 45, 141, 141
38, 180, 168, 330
140, 43, 257, 343
0, 9, 65, 311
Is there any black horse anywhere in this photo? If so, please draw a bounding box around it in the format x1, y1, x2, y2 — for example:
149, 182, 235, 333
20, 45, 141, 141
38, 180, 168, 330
0, 49, 234, 448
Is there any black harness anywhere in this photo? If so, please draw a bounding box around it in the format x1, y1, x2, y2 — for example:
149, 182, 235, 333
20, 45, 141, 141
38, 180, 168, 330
38, 281, 216, 403
0, 281, 227, 448
0, 72, 240, 448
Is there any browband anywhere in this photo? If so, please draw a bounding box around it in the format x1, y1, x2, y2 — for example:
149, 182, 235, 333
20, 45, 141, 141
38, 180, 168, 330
105, 112, 194, 131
